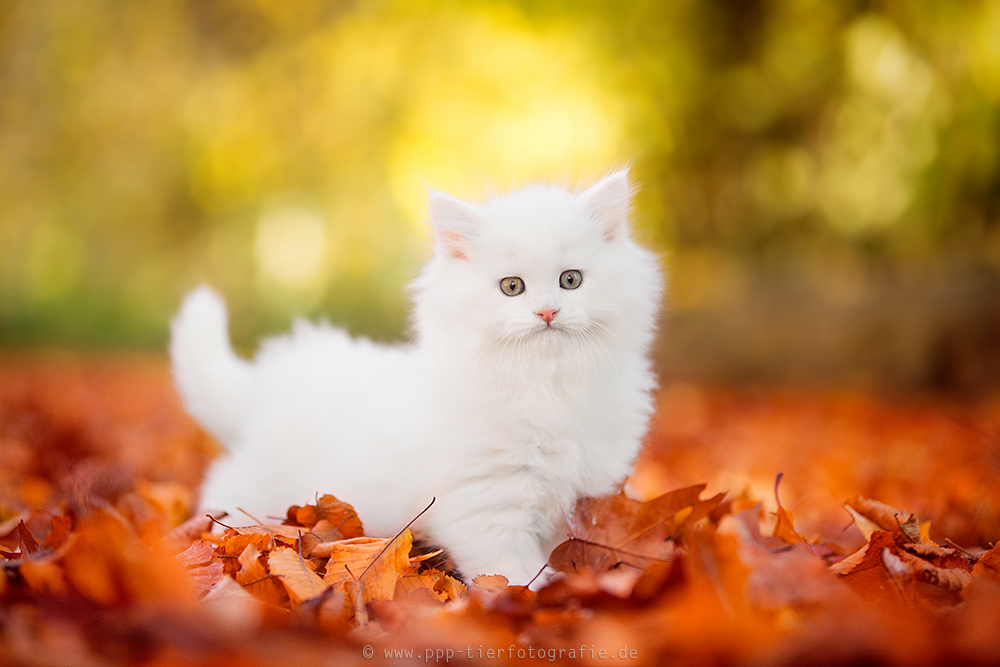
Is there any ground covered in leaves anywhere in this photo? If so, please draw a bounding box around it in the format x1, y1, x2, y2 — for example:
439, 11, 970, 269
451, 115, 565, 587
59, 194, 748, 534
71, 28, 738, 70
1, 353, 999, 666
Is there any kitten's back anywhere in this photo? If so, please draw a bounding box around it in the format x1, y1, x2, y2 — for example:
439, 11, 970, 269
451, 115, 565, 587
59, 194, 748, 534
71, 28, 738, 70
198, 315, 435, 533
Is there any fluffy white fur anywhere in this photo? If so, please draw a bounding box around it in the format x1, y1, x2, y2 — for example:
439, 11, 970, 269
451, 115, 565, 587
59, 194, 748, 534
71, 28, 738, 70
171, 170, 662, 586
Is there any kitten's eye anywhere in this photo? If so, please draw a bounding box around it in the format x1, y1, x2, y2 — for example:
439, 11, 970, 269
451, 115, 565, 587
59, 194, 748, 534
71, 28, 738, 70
559, 269, 583, 290
499, 276, 525, 296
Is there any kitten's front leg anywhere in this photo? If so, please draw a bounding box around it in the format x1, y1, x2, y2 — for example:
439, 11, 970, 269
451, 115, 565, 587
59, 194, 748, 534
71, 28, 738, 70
428, 507, 552, 589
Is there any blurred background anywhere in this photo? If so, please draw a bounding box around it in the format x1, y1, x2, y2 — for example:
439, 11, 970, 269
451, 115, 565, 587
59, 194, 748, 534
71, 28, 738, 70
1, 0, 998, 392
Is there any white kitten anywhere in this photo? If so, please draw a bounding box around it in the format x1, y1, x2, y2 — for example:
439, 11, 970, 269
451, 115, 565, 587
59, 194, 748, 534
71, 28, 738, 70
171, 170, 663, 586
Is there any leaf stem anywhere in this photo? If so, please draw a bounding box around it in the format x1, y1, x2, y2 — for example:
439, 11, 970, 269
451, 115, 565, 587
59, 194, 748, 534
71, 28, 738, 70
358, 497, 436, 582
564, 535, 674, 564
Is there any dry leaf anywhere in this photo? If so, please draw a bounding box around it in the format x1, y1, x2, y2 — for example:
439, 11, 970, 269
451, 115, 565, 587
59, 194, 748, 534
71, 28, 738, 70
845, 497, 920, 542
895, 549, 973, 594
165, 511, 225, 550
549, 484, 725, 573
17, 520, 40, 557
973, 544, 1000, 577
6, 357, 1000, 667
201, 574, 268, 630
269, 546, 328, 606
175, 538, 223, 593
321, 530, 413, 602
232, 544, 285, 607
395, 568, 466, 603
175, 539, 214, 568
472, 574, 509, 593
285, 495, 364, 539
229, 524, 304, 543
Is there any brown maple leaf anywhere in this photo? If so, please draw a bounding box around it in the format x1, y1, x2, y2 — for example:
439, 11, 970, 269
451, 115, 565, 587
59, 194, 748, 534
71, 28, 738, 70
549, 484, 726, 574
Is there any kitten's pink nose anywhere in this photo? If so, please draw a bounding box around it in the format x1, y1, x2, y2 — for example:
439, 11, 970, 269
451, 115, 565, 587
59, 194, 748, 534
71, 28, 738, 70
536, 308, 559, 325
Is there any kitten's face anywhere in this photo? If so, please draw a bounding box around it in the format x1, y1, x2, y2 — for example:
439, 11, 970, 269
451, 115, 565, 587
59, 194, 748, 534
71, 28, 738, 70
467, 191, 624, 342
416, 171, 661, 362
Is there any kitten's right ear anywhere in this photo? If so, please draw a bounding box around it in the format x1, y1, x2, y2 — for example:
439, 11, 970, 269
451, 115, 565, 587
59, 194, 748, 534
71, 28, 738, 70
429, 192, 483, 261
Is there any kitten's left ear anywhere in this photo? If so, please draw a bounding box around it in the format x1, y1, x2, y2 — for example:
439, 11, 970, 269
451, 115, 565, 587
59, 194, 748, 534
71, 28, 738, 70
429, 192, 483, 261
580, 169, 633, 242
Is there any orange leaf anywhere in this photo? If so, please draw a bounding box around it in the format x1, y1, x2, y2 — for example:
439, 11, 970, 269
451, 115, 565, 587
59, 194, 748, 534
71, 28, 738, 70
165, 511, 225, 551
830, 531, 899, 577
549, 485, 724, 573
285, 495, 364, 539
175, 539, 214, 568
472, 574, 510, 593
895, 549, 973, 594
396, 568, 467, 603
315, 495, 365, 538
219, 524, 304, 559
269, 546, 328, 606
771, 506, 803, 545
230, 524, 304, 543
236, 544, 286, 607
973, 544, 1000, 577
201, 575, 268, 630
321, 530, 413, 602
845, 497, 920, 543
17, 520, 40, 557
175, 538, 223, 594
43, 515, 72, 550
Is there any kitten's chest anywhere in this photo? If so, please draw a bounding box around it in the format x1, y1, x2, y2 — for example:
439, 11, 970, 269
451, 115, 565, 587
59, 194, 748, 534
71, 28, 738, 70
449, 376, 602, 457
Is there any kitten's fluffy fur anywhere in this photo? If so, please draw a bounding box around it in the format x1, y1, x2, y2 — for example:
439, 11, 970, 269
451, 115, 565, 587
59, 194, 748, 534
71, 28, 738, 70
171, 170, 662, 586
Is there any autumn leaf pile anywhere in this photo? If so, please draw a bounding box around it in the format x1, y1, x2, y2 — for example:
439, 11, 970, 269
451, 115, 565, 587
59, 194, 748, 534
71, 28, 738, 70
2, 355, 1000, 666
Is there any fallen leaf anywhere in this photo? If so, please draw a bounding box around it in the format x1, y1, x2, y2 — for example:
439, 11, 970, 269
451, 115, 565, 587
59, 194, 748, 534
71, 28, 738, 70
395, 568, 466, 603
269, 546, 328, 606
165, 511, 225, 551
175, 539, 214, 569
229, 524, 304, 543
321, 530, 413, 602
235, 544, 287, 607
201, 574, 268, 630
845, 497, 920, 543
17, 520, 40, 557
973, 544, 1000, 577
41, 515, 72, 551
175, 539, 223, 593
549, 484, 725, 573
895, 549, 973, 594
472, 574, 509, 593
284, 495, 364, 539
830, 531, 899, 577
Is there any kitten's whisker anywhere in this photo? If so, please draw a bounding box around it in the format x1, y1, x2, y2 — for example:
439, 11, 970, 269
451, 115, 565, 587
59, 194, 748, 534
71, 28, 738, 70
472, 329, 505, 381
580, 327, 617, 380
572, 331, 593, 383
590, 320, 631, 354
586, 307, 644, 339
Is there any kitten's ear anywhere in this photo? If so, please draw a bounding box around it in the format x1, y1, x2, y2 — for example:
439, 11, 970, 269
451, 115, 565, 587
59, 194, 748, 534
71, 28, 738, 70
429, 192, 483, 261
580, 169, 633, 242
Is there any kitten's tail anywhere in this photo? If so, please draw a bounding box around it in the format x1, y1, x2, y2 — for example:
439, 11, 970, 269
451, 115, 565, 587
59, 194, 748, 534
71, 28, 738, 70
170, 286, 253, 446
